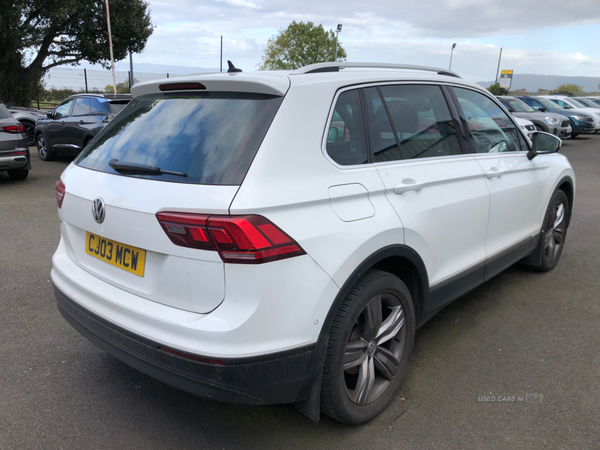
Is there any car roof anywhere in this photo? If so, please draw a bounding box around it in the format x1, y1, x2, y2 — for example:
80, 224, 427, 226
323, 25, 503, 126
130, 62, 486, 99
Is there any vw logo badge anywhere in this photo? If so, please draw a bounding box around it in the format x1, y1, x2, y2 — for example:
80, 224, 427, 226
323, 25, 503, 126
92, 197, 105, 224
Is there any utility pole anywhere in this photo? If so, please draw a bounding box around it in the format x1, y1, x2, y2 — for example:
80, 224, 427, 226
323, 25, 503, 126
495, 47, 503, 84
220, 36, 223, 72
334, 24, 343, 62
105, 0, 117, 95
449, 43, 456, 70
129, 50, 134, 91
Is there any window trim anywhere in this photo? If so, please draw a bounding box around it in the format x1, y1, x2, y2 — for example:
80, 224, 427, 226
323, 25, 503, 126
322, 81, 482, 170
448, 85, 531, 154
54, 98, 74, 119
321, 84, 374, 170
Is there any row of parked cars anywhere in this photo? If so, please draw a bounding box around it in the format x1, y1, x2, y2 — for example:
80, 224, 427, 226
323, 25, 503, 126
498, 95, 600, 139
0, 93, 131, 180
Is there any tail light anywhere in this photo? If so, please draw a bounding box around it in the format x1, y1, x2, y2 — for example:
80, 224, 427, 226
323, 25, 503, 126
2, 124, 24, 133
156, 212, 305, 264
56, 180, 66, 208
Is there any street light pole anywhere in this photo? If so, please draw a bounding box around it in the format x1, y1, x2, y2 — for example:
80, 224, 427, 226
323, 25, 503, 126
495, 47, 503, 84
449, 43, 456, 70
334, 24, 343, 62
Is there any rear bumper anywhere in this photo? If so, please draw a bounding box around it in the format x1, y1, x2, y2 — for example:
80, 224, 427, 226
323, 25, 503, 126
0, 151, 30, 171
55, 285, 316, 405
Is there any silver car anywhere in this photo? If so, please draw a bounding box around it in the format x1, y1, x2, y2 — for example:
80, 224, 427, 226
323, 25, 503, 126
498, 96, 572, 139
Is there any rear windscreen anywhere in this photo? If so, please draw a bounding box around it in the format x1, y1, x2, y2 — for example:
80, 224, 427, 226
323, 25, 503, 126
0, 104, 12, 120
75, 92, 283, 185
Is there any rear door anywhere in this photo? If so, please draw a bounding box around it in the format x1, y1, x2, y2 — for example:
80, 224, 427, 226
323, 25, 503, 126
451, 87, 549, 273
368, 84, 490, 295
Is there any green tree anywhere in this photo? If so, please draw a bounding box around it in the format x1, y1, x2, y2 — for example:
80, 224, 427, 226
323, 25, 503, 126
258, 21, 347, 70
554, 84, 583, 94
487, 83, 507, 95
0, 0, 153, 106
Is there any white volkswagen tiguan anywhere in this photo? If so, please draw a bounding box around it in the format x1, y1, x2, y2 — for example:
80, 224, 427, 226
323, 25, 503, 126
52, 62, 575, 424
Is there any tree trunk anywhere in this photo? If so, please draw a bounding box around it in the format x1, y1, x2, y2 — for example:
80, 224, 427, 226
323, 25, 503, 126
0, 55, 45, 107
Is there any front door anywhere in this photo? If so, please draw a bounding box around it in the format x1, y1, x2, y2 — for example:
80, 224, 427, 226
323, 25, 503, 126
451, 87, 550, 275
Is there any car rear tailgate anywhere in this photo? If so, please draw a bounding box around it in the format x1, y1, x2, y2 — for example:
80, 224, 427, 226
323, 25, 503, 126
58, 164, 238, 313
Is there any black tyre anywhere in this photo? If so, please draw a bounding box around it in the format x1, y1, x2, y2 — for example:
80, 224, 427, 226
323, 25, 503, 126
571, 132, 579, 139
7, 169, 29, 180
534, 124, 544, 132
36, 134, 55, 161
320, 269, 416, 424
20, 120, 35, 147
536, 190, 569, 272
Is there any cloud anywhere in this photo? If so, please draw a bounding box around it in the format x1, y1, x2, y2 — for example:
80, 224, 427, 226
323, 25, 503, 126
216, 0, 261, 9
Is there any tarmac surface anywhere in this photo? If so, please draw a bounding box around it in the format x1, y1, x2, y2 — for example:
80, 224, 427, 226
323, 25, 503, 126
1, 137, 598, 449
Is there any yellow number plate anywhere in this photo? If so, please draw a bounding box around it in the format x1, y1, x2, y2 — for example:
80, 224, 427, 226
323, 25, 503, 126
85, 232, 146, 277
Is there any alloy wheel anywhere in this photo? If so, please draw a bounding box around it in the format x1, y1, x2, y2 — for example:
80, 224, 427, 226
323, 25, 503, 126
342, 294, 406, 405
544, 201, 565, 262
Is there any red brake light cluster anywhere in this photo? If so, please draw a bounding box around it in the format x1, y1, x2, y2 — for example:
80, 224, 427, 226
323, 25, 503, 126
159, 82, 206, 91
56, 180, 66, 208
2, 124, 24, 133
156, 212, 305, 264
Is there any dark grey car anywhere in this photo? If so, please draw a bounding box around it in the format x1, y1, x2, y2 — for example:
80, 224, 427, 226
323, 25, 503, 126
34, 93, 130, 161
3, 104, 45, 147
0, 103, 30, 180
497, 96, 572, 139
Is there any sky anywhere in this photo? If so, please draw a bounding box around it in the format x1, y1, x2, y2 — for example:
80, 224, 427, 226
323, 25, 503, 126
102, 0, 600, 83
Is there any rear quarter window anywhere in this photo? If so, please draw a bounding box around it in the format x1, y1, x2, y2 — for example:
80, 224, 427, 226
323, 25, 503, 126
75, 92, 283, 185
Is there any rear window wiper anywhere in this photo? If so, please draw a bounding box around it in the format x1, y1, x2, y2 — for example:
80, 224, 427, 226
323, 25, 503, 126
108, 159, 188, 178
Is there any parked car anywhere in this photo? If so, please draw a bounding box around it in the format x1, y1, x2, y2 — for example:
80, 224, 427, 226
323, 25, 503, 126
513, 116, 536, 140
541, 95, 600, 131
516, 96, 597, 138
497, 96, 571, 138
35, 93, 131, 161
0, 102, 45, 147
573, 97, 600, 108
52, 63, 575, 425
0, 102, 30, 180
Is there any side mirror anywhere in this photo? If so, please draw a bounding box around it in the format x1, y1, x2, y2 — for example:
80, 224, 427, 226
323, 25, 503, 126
46, 111, 53, 119
527, 131, 561, 160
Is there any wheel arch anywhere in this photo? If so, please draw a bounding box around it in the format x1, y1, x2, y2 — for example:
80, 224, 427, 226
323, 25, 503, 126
556, 176, 574, 228
294, 244, 429, 422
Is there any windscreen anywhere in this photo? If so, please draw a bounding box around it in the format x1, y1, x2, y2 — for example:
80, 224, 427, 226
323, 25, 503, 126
76, 92, 283, 185
568, 98, 587, 108
536, 97, 560, 110
505, 98, 534, 112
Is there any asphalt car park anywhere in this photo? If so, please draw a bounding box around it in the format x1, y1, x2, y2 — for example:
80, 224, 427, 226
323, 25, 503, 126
1, 136, 599, 448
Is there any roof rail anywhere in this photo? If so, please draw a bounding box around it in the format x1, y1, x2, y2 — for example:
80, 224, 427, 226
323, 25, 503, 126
290, 62, 461, 78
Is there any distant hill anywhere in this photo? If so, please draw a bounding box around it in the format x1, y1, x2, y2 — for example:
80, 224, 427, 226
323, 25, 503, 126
477, 74, 600, 93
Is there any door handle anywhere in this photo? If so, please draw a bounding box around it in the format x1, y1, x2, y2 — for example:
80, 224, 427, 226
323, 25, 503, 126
394, 179, 424, 194
79, 120, 93, 125
60, 121, 66, 125
485, 167, 503, 179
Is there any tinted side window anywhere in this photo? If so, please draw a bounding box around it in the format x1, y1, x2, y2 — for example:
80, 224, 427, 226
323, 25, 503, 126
326, 90, 368, 165
367, 84, 461, 162
454, 88, 523, 153
71, 98, 92, 116
54, 99, 73, 119
89, 98, 110, 114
